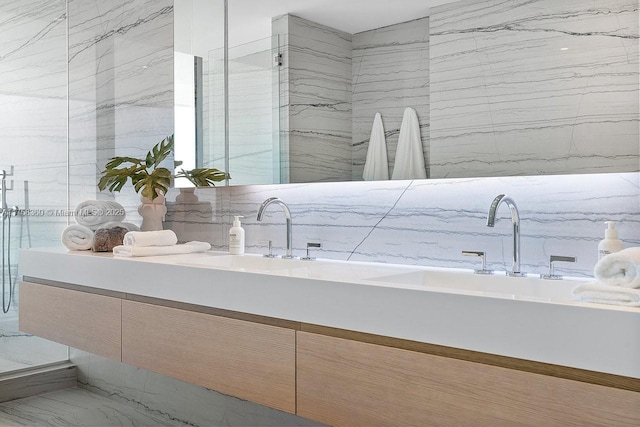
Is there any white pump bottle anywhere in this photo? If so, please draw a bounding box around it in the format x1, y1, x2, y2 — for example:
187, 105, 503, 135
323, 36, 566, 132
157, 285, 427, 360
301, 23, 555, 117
597, 221, 624, 260
229, 216, 245, 255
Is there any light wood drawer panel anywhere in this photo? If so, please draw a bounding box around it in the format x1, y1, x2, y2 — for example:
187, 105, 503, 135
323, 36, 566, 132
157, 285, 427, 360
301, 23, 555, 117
121, 300, 296, 413
297, 331, 640, 427
18, 281, 121, 361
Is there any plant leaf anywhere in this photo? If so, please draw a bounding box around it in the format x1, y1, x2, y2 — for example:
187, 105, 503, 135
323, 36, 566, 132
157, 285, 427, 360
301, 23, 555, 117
134, 167, 172, 201
176, 167, 229, 187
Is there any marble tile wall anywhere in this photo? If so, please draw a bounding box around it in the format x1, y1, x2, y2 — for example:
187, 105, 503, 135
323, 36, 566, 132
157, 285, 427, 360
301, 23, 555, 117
429, 0, 639, 178
352, 17, 430, 180
68, 0, 174, 216
166, 172, 640, 278
0, 0, 68, 250
273, 15, 353, 183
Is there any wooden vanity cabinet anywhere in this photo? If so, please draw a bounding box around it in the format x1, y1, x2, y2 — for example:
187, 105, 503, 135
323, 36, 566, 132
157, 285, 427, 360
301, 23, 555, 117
19, 281, 122, 361
296, 331, 640, 427
121, 300, 296, 414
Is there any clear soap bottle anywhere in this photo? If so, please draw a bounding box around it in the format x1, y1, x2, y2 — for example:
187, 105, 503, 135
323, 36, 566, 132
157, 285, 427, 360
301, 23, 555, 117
229, 216, 245, 255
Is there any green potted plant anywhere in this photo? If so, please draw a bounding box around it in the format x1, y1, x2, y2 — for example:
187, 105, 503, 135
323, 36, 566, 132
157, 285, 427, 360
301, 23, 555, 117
98, 134, 228, 230
98, 134, 228, 198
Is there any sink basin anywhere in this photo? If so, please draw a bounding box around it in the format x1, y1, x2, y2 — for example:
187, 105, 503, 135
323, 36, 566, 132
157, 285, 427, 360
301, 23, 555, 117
169, 252, 302, 272
370, 269, 586, 302
146, 252, 420, 282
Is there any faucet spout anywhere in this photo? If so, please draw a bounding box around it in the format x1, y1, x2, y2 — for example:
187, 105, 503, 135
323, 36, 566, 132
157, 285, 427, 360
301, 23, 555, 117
486, 194, 524, 277
256, 197, 293, 258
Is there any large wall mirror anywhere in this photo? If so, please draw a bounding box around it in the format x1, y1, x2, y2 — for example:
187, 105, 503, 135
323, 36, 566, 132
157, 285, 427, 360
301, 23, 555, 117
174, 0, 639, 187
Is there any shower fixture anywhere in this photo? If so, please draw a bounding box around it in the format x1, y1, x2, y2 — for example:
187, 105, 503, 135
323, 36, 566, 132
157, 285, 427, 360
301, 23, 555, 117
1, 168, 18, 314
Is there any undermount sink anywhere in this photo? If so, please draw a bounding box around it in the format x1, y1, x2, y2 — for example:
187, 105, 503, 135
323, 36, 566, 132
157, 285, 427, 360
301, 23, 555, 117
149, 251, 420, 282
137, 250, 588, 303
369, 269, 586, 302
169, 252, 301, 272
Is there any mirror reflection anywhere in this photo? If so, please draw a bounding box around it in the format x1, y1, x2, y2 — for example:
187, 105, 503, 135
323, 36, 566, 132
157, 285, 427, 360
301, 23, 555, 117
175, 0, 639, 186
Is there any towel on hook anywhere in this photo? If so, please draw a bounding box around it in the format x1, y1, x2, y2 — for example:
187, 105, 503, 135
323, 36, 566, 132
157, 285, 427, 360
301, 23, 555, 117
594, 247, 640, 289
61, 224, 94, 251
572, 282, 640, 307
75, 200, 126, 230
113, 241, 211, 257
123, 230, 178, 247
391, 107, 427, 180
362, 113, 389, 181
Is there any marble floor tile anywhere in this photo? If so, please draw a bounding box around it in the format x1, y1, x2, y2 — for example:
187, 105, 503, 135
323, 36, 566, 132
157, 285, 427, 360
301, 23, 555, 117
0, 387, 192, 427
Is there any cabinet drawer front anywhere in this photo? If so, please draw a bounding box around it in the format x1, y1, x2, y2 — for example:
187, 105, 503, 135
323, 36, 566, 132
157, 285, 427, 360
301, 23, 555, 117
297, 332, 640, 427
122, 300, 296, 413
19, 281, 122, 361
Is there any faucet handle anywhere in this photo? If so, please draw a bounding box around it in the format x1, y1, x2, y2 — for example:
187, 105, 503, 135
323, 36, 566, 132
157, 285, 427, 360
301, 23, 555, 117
541, 255, 577, 280
301, 242, 321, 261
462, 251, 494, 275
258, 240, 276, 258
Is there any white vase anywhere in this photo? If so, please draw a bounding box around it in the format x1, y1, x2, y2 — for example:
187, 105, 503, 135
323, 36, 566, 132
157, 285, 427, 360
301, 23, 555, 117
138, 194, 167, 231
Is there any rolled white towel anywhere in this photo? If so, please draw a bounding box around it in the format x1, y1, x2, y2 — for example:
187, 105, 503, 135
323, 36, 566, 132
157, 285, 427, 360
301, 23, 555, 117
572, 282, 640, 307
75, 200, 126, 230
123, 230, 177, 247
594, 247, 640, 289
113, 241, 211, 257
99, 221, 140, 232
61, 224, 94, 251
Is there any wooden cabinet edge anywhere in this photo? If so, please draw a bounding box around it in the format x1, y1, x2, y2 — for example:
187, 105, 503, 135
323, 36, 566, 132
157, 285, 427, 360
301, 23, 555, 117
121, 300, 296, 414
295, 331, 640, 427
18, 281, 122, 361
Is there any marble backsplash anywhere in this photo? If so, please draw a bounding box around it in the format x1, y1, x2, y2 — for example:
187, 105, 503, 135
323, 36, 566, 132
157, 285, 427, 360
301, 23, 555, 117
166, 171, 640, 278
429, 0, 639, 178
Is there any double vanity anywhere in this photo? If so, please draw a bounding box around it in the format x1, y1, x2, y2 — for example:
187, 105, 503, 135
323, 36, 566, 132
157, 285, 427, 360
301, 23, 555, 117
18, 247, 640, 426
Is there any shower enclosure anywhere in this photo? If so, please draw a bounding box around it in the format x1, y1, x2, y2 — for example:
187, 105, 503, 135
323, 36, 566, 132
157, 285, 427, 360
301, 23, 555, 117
0, 0, 70, 378
0, 169, 68, 375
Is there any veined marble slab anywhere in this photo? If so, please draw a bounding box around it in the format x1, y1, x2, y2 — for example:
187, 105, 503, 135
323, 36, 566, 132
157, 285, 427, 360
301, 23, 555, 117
68, 0, 174, 215
429, 0, 639, 178
273, 15, 353, 183
165, 172, 640, 278
352, 17, 430, 180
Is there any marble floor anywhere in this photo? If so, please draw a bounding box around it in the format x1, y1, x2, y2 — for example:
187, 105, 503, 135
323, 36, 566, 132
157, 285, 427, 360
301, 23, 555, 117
0, 387, 193, 426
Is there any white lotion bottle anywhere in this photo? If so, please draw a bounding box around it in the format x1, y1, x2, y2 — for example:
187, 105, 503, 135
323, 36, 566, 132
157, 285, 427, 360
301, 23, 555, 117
229, 216, 245, 255
598, 221, 624, 260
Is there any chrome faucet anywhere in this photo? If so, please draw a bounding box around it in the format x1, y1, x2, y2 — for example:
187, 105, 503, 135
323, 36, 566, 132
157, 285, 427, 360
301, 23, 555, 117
256, 197, 294, 259
486, 194, 525, 277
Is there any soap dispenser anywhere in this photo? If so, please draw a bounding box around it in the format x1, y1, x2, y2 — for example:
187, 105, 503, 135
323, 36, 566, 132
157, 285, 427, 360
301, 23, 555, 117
598, 221, 624, 260
229, 216, 245, 255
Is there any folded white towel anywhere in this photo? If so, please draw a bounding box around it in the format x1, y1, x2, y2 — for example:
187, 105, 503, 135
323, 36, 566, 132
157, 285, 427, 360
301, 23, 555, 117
61, 224, 94, 251
363, 113, 389, 181
75, 200, 126, 230
123, 230, 177, 247
594, 247, 640, 289
391, 107, 427, 180
572, 282, 640, 307
113, 241, 211, 257
99, 221, 140, 232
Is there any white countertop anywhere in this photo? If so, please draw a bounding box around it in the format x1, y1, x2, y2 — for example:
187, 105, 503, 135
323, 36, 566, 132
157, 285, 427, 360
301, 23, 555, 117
20, 247, 640, 379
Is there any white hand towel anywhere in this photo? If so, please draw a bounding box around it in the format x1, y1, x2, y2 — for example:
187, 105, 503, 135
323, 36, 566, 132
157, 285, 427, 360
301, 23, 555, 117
572, 282, 640, 307
113, 241, 211, 257
123, 230, 178, 247
75, 200, 126, 230
61, 224, 94, 251
391, 107, 427, 180
362, 113, 389, 181
594, 247, 640, 289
